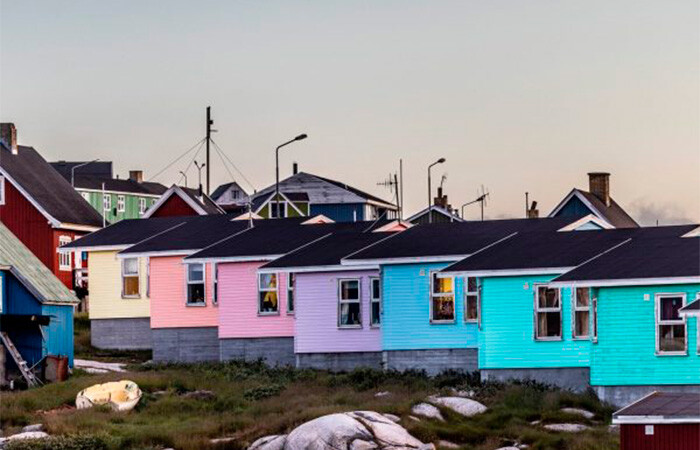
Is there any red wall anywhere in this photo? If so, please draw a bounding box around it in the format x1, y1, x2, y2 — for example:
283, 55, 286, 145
621, 424, 700, 450
150, 194, 198, 218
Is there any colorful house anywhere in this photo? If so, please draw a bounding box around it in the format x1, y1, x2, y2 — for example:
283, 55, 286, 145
0, 123, 104, 291
61, 216, 189, 350
0, 222, 78, 386
118, 214, 251, 362
144, 185, 224, 218
259, 227, 404, 370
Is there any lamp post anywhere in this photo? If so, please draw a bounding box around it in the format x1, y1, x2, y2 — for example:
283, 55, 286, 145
71, 159, 100, 187
275, 134, 307, 218
179, 171, 188, 187
427, 158, 446, 223
194, 161, 206, 196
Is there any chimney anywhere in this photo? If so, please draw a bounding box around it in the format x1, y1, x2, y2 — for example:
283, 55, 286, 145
129, 170, 143, 183
292, 162, 298, 175
0, 123, 18, 155
434, 187, 448, 209
527, 201, 539, 219
588, 172, 611, 207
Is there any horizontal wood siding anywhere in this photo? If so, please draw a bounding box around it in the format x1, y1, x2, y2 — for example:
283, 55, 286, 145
592, 284, 700, 386
218, 262, 293, 338
479, 275, 590, 369
621, 424, 700, 450
310, 203, 365, 222
149, 256, 217, 329
150, 195, 197, 218
382, 263, 478, 351
88, 251, 150, 320
295, 270, 381, 354
42, 304, 75, 366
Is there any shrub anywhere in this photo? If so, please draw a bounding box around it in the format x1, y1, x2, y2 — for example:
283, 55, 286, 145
4, 434, 113, 450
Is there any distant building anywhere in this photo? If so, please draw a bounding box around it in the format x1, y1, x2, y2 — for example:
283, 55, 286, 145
51, 161, 167, 222
144, 184, 224, 218
211, 181, 248, 208
407, 187, 463, 225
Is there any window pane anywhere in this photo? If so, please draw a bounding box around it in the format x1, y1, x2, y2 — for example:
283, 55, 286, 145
123, 276, 139, 296
371, 301, 381, 325
575, 311, 589, 337
467, 277, 477, 292
288, 288, 294, 312
537, 312, 561, 338
188, 283, 205, 304
433, 275, 453, 294
466, 294, 478, 320
124, 258, 139, 275
341, 280, 359, 300
260, 273, 277, 290
659, 324, 686, 352
340, 302, 361, 326
538, 287, 559, 308
432, 296, 455, 321
576, 288, 590, 308
660, 297, 683, 321
188, 264, 204, 282
259, 290, 278, 312
372, 279, 381, 300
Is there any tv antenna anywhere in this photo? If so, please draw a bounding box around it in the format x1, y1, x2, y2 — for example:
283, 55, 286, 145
377, 168, 402, 219
461, 185, 490, 221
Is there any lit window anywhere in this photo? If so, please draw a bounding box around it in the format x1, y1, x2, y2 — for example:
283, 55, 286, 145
122, 258, 140, 298
270, 201, 287, 218
430, 273, 455, 322
464, 277, 479, 322
287, 273, 295, 314
0, 175, 4, 205
370, 277, 381, 326
117, 195, 125, 212
103, 194, 112, 212
259, 273, 279, 314
656, 294, 686, 354
186, 263, 205, 305
212, 263, 218, 305
139, 198, 147, 216
338, 279, 361, 327
535, 285, 561, 340
58, 236, 72, 271
573, 287, 590, 339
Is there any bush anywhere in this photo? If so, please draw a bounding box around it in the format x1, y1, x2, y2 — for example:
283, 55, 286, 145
243, 384, 285, 401
4, 434, 113, 450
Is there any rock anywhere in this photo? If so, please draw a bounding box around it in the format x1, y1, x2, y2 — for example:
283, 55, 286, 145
74, 359, 126, 373
350, 411, 424, 448
419, 445, 436, 450
285, 413, 373, 450
182, 390, 216, 400
428, 397, 487, 417
543, 423, 590, 433
4, 431, 50, 442
21, 424, 43, 433
350, 439, 379, 450
211, 437, 237, 444
608, 424, 620, 434
374, 391, 391, 398
437, 440, 460, 448
383, 413, 401, 423
560, 408, 595, 419
450, 388, 475, 398
409, 415, 421, 422
495, 447, 520, 450
82, 368, 110, 374
411, 403, 444, 421
529, 420, 541, 425
249, 435, 287, 450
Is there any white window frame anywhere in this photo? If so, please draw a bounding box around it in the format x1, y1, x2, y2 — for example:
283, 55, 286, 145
370, 277, 381, 327
287, 273, 295, 314
103, 194, 112, 212
81, 192, 90, 202
146, 257, 150, 298
139, 198, 148, 216
592, 295, 598, 343
212, 263, 218, 306
534, 284, 562, 341
58, 236, 72, 271
117, 195, 126, 212
430, 272, 455, 324
258, 273, 280, 315
270, 201, 287, 218
464, 277, 479, 323
0, 175, 5, 205
338, 278, 362, 328
572, 287, 591, 340
655, 293, 687, 356
121, 257, 140, 299
185, 263, 206, 306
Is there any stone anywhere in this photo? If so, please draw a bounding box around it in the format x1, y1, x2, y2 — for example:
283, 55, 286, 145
249, 435, 287, 450
450, 388, 475, 398
529, 420, 541, 425
560, 408, 595, 419
73, 359, 126, 373
428, 397, 487, 417
182, 390, 216, 400
419, 445, 436, 450
211, 437, 237, 444
543, 423, 590, 433
3, 431, 50, 442
350, 411, 424, 448
383, 413, 401, 423
408, 416, 421, 422
495, 447, 520, 450
437, 440, 460, 448
285, 413, 374, 450
350, 439, 379, 450
375, 391, 391, 398
21, 424, 43, 433
411, 403, 445, 421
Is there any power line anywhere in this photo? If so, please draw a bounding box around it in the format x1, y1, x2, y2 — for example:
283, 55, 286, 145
176, 141, 206, 187
210, 138, 257, 192
148, 138, 206, 182
212, 143, 238, 187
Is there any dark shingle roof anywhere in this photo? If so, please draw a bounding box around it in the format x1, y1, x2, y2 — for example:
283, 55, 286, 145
179, 187, 225, 214
614, 392, 700, 420
680, 298, 700, 313
576, 189, 639, 228
62, 216, 189, 249
312, 174, 395, 207
72, 175, 167, 196
0, 145, 104, 228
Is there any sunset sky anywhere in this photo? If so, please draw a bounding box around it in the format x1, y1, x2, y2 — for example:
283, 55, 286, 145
1, 0, 698, 224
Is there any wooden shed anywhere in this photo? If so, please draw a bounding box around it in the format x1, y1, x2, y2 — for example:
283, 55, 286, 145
613, 392, 700, 450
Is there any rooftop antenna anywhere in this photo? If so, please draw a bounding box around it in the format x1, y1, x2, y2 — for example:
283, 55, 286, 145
461, 185, 490, 221
377, 168, 401, 219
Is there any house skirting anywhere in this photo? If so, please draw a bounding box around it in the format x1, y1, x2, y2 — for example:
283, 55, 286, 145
91, 318, 152, 350
219, 337, 295, 367
481, 367, 590, 392
383, 349, 477, 375
593, 384, 700, 408
152, 327, 219, 363
296, 351, 383, 371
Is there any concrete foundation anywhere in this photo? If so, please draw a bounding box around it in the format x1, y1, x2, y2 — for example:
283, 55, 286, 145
383, 348, 478, 375
91, 318, 152, 350
152, 327, 219, 363
220, 337, 295, 367
593, 384, 700, 408
296, 351, 383, 371
481, 367, 591, 392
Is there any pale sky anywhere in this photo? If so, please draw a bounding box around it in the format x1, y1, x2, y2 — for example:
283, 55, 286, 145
1, 1, 698, 224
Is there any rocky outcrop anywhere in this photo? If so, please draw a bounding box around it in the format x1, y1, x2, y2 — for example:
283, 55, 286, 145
411, 403, 445, 421
428, 396, 487, 417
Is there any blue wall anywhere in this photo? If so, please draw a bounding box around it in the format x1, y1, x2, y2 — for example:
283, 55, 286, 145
382, 262, 478, 351
553, 194, 593, 219
311, 203, 366, 222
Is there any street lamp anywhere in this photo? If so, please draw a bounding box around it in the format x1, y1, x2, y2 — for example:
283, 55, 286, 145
427, 158, 446, 223
179, 171, 188, 187
275, 134, 307, 218
71, 159, 100, 187
194, 161, 206, 195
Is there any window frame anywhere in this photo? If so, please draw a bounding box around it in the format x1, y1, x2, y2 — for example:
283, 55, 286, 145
258, 272, 280, 315
287, 273, 295, 315
0, 175, 5, 205
185, 262, 206, 306
464, 276, 479, 323
592, 295, 598, 343
338, 278, 362, 329
58, 236, 72, 271
534, 284, 562, 341
269, 201, 287, 218
121, 257, 141, 299
212, 262, 218, 306
572, 287, 591, 340
370, 277, 381, 327
146, 257, 150, 298
139, 198, 148, 216
103, 193, 112, 212
117, 195, 126, 212
655, 292, 687, 356
429, 272, 456, 324
81, 191, 90, 202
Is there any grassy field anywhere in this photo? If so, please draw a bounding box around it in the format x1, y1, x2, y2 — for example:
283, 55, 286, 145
0, 316, 620, 450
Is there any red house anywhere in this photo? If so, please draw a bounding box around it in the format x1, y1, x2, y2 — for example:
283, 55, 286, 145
144, 184, 224, 218
0, 123, 103, 290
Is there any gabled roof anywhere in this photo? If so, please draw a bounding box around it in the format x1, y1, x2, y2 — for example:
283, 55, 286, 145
407, 205, 464, 223
613, 392, 700, 424
211, 181, 249, 204
0, 145, 104, 230
253, 191, 306, 215
61, 216, 189, 251
549, 188, 639, 228
71, 175, 167, 196
0, 222, 77, 304
143, 185, 224, 218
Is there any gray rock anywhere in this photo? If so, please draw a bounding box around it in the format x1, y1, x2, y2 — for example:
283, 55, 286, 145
411, 403, 444, 421
249, 435, 287, 450
419, 445, 436, 450
350, 439, 379, 450
285, 413, 373, 450
21, 424, 43, 433
375, 391, 391, 398
182, 390, 216, 400
428, 397, 487, 417
437, 440, 460, 448
383, 413, 401, 423
543, 423, 590, 433
350, 411, 424, 448
211, 437, 237, 444
408, 416, 421, 422
3, 431, 49, 442
495, 447, 520, 450
450, 388, 475, 398
560, 408, 595, 419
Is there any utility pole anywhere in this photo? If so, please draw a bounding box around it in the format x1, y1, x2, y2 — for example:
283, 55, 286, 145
399, 159, 404, 220
206, 106, 213, 195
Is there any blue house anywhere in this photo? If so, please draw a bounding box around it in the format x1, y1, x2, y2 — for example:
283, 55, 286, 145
0, 222, 78, 386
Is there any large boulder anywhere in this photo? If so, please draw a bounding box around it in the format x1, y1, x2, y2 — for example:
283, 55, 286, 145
428, 397, 487, 417
411, 403, 445, 421
543, 423, 590, 433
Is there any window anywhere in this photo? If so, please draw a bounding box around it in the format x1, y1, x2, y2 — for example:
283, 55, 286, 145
103, 194, 112, 212
592, 296, 598, 342
121, 258, 140, 298
270, 201, 287, 218
0, 175, 4, 205
232, 190, 240, 199
117, 195, 126, 212
287, 273, 295, 314
258, 273, 279, 314
573, 287, 590, 339
464, 277, 479, 322
370, 277, 381, 326
81, 192, 90, 202
58, 236, 72, 271
430, 273, 455, 322
338, 279, 361, 327
186, 263, 205, 305
139, 198, 147, 216
535, 285, 561, 340
212, 263, 218, 305
656, 294, 686, 354
146, 257, 150, 298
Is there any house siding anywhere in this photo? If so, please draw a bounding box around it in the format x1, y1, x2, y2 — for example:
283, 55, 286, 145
553, 195, 592, 219
150, 195, 198, 218
310, 203, 366, 222
81, 190, 158, 222
88, 251, 150, 320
